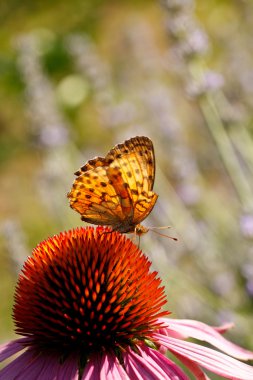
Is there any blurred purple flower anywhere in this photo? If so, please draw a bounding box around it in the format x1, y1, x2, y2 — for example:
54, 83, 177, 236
240, 214, 253, 238
187, 70, 224, 97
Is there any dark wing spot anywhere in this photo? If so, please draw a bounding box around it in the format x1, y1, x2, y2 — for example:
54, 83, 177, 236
135, 168, 140, 174
100, 182, 107, 187
123, 182, 129, 189
116, 153, 122, 159
85, 194, 92, 199
132, 189, 138, 195
126, 171, 132, 178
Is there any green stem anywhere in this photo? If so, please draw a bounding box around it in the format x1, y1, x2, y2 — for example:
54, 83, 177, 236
199, 94, 253, 210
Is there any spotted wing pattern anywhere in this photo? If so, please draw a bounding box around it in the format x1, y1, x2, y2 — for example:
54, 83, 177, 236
67, 136, 158, 233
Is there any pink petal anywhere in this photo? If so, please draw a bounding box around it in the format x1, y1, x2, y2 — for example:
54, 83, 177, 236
0, 338, 28, 362
171, 351, 211, 380
100, 353, 130, 380
0, 346, 79, 380
139, 345, 190, 380
213, 323, 235, 334
32, 353, 79, 380
123, 346, 189, 380
56, 356, 79, 380
154, 333, 253, 380
0, 349, 52, 380
159, 318, 253, 360
82, 353, 130, 380
35, 355, 62, 380
82, 354, 101, 380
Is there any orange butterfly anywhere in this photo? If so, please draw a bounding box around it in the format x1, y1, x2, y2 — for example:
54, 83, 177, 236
67, 136, 158, 235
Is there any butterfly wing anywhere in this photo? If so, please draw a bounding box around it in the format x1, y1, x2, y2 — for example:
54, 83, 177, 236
74, 156, 107, 175
68, 136, 158, 230
68, 165, 126, 225
104, 136, 158, 224
106, 136, 155, 191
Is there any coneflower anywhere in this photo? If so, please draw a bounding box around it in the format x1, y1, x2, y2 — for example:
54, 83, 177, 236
1, 227, 253, 379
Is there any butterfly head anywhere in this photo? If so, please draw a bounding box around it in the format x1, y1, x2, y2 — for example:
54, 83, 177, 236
135, 224, 149, 236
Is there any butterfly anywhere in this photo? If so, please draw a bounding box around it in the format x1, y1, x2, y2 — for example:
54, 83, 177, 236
67, 136, 158, 235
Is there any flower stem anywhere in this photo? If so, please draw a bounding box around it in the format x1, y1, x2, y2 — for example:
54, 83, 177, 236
199, 93, 253, 210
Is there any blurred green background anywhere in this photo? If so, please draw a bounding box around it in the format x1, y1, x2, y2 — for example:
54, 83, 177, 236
0, 0, 253, 357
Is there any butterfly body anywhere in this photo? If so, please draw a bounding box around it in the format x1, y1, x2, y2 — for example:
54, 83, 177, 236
68, 136, 158, 234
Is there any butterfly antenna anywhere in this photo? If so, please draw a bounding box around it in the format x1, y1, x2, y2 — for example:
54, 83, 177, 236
149, 226, 178, 241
